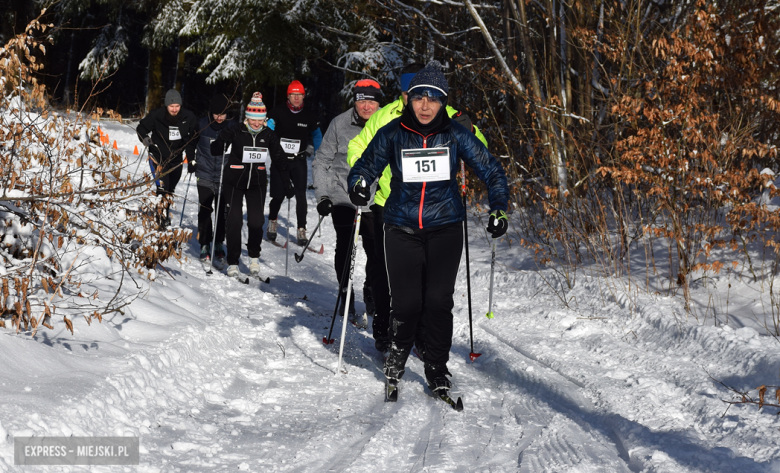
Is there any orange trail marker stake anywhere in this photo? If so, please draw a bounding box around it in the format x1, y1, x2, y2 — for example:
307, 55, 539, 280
112, 140, 118, 150
133, 145, 139, 155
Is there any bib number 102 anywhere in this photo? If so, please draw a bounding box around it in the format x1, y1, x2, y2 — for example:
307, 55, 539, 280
415, 160, 436, 173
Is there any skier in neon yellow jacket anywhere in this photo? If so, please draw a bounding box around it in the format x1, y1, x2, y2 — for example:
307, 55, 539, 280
347, 62, 488, 357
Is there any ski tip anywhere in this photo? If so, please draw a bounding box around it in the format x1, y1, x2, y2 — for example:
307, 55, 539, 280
317, 244, 324, 254
485, 311, 494, 319
282, 241, 288, 249
262, 277, 270, 284
386, 381, 399, 402
469, 352, 482, 362
455, 397, 464, 412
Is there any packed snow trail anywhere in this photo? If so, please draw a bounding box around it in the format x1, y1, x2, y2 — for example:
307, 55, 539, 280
0, 121, 779, 471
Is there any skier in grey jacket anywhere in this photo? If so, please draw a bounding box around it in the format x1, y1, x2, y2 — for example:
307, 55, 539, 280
312, 79, 383, 327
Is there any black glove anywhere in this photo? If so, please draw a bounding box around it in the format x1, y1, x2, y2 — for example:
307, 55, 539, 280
317, 198, 333, 216
486, 210, 508, 238
187, 160, 197, 173
142, 136, 153, 147
349, 177, 370, 206
453, 111, 473, 133
285, 180, 296, 199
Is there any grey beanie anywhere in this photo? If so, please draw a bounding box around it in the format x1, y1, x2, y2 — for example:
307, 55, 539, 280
407, 60, 448, 96
164, 89, 182, 106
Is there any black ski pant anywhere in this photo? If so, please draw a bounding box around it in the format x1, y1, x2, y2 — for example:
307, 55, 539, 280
384, 222, 463, 367
223, 183, 266, 266
197, 179, 226, 247
370, 204, 392, 346
268, 159, 308, 228
150, 154, 183, 197
332, 205, 376, 313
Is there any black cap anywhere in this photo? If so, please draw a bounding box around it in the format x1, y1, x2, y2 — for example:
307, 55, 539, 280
209, 94, 230, 115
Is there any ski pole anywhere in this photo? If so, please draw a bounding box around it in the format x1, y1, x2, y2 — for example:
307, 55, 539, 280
461, 162, 480, 361
285, 199, 291, 277
336, 206, 362, 374
178, 172, 193, 227
323, 208, 359, 344
486, 238, 497, 319
148, 155, 161, 187
131, 146, 149, 179
207, 144, 227, 275
295, 214, 325, 263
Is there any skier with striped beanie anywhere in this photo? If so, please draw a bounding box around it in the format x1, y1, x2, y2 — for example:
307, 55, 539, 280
209, 92, 290, 280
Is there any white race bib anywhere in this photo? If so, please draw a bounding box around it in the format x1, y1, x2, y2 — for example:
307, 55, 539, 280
242, 147, 268, 164
280, 138, 301, 155
401, 148, 450, 182
169, 126, 182, 141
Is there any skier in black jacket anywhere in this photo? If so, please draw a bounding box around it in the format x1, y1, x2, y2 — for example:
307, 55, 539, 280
266, 80, 322, 247
192, 94, 236, 264
210, 92, 289, 279
136, 89, 197, 228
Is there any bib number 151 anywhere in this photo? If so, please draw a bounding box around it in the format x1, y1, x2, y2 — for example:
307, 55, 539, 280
401, 148, 450, 182
415, 159, 436, 173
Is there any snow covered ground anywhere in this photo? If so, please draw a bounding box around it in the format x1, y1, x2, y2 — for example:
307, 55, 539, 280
1, 121, 780, 472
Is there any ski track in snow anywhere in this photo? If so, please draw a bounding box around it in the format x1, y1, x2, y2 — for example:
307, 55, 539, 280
0, 122, 779, 471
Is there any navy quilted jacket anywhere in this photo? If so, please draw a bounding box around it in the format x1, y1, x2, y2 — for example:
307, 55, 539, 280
348, 118, 508, 229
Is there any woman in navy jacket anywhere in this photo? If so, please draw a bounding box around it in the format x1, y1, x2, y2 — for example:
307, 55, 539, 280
348, 61, 510, 398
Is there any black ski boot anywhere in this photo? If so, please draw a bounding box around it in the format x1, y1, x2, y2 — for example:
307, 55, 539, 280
384, 345, 410, 402
425, 363, 463, 411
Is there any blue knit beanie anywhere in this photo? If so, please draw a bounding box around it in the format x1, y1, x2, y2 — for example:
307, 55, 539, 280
407, 60, 448, 96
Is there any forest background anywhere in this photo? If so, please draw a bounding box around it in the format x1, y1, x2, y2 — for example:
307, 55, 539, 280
2, 0, 780, 327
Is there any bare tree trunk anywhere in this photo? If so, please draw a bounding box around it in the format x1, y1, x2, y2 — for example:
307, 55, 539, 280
145, 49, 163, 114
560, 0, 576, 186
174, 38, 187, 92
510, 0, 568, 195
62, 29, 76, 107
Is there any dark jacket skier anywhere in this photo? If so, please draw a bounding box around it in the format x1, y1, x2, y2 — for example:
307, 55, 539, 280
266, 80, 323, 247
192, 94, 236, 261
210, 93, 287, 278
347, 61, 510, 398
136, 89, 197, 197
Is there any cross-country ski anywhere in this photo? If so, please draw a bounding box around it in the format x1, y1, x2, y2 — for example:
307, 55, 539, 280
433, 390, 464, 412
